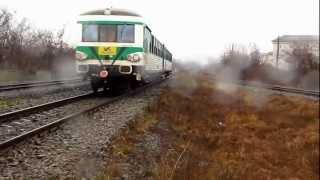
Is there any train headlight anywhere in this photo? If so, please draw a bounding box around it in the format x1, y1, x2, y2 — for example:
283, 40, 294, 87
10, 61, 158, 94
75, 51, 88, 61
133, 54, 140, 62
127, 54, 141, 62
127, 54, 133, 62
99, 70, 108, 78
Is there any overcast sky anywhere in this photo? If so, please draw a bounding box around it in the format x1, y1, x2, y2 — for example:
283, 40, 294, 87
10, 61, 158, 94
0, 0, 318, 61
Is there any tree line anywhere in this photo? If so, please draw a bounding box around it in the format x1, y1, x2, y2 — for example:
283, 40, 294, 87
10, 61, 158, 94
0, 9, 74, 74
217, 43, 319, 89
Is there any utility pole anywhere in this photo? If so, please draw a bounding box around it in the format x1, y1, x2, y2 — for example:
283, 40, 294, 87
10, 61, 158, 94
276, 36, 280, 68
231, 43, 234, 59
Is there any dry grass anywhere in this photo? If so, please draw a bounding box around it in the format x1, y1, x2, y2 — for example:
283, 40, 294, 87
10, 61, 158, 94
149, 76, 319, 180
101, 73, 319, 180
0, 98, 20, 109
101, 110, 159, 179
0, 70, 54, 82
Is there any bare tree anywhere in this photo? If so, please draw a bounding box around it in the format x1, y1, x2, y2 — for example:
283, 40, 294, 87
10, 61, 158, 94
249, 45, 263, 67
218, 44, 286, 84
0, 9, 12, 68
0, 9, 74, 77
285, 43, 319, 86
221, 44, 249, 66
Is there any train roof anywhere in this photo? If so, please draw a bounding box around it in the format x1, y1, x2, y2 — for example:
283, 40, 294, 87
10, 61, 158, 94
81, 8, 141, 17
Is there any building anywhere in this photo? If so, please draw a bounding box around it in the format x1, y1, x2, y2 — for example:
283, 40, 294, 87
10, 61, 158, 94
271, 35, 319, 69
261, 51, 274, 65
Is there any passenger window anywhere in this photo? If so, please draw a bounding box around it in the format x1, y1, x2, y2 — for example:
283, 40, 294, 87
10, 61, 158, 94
82, 25, 98, 42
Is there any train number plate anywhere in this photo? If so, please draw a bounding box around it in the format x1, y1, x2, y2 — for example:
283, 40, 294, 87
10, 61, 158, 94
98, 47, 117, 56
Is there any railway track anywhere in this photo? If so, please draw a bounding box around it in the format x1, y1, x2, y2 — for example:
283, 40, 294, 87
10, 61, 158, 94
0, 77, 166, 151
238, 80, 320, 98
204, 75, 319, 98
0, 78, 83, 92
0, 92, 93, 123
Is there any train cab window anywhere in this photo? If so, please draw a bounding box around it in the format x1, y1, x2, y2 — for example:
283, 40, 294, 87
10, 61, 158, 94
99, 24, 134, 43
117, 25, 135, 43
82, 25, 98, 42
99, 25, 117, 42
83, 24, 134, 43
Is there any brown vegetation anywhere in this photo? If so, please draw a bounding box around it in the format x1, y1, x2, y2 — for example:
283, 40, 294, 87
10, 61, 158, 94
155, 77, 319, 179
99, 111, 161, 179
103, 74, 319, 180
0, 9, 74, 75
285, 44, 319, 87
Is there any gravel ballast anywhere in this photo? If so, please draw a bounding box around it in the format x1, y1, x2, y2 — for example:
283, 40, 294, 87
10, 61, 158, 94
0, 96, 108, 143
0, 81, 168, 179
0, 81, 91, 114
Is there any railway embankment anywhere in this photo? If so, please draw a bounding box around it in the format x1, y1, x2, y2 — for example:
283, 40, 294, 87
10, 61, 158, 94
99, 72, 319, 179
0, 80, 168, 179
0, 73, 318, 179
0, 80, 90, 114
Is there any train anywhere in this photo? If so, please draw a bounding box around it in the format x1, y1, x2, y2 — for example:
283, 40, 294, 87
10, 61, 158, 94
75, 8, 173, 93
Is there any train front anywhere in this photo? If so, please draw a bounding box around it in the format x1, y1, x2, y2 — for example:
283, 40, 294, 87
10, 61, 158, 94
75, 9, 145, 92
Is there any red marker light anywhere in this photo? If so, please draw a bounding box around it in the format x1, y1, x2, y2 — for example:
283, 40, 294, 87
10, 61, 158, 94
99, 70, 108, 78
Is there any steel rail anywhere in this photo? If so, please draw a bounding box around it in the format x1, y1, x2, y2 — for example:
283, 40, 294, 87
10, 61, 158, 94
0, 92, 93, 123
0, 78, 83, 92
204, 76, 319, 98
0, 77, 166, 150
239, 80, 320, 97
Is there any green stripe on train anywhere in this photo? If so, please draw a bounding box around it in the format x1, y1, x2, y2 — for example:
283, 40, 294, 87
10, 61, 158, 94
76, 46, 144, 61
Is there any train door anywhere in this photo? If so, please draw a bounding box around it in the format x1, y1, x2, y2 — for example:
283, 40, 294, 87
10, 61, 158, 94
162, 45, 165, 72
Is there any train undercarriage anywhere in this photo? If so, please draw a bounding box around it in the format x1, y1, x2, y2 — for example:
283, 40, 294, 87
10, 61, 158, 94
84, 65, 170, 95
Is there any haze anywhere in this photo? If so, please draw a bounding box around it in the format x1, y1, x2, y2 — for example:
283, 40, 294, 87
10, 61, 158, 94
0, 0, 318, 60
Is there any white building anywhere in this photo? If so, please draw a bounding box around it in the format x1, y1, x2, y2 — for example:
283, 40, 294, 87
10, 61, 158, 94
271, 35, 319, 70
261, 51, 274, 65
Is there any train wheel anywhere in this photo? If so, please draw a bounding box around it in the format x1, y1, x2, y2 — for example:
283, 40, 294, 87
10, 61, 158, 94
91, 85, 99, 93
101, 80, 112, 96
164, 71, 171, 78
110, 85, 122, 96
127, 78, 138, 91
105, 80, 121, 96
90, 79, 100, 94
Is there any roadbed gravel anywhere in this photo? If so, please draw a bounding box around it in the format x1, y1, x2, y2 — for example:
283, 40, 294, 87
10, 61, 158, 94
0, 80, 169, 179
0, 81, 91, 114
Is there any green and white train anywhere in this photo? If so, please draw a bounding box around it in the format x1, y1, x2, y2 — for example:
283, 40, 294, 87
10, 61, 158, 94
75, 8, 173, 93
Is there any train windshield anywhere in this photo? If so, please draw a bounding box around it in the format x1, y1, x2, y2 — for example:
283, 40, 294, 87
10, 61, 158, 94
82, 24, 135, 43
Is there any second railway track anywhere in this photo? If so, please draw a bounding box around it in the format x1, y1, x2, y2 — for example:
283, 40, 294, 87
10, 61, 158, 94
0, 92, 96, 149
0, 78, 83, 92
203, 74, 320, 98
237, 80, 320, 98
0, 77, 167, 151
0, 92, 93, 122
